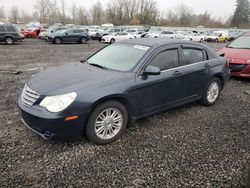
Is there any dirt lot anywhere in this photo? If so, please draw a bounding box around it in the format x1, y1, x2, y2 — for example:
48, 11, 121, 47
0, 39, 249, 187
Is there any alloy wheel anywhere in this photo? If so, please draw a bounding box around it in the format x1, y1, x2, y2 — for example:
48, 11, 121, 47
5, 37, 14, 45
94, 108, 123, 140
207, 81, 220, 103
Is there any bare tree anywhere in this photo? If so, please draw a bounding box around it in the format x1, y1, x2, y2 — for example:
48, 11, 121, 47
0, 6, 5, 21
90, 1, 104, 25
34, 0, 50, 23
77, 7, 88, 25
71, 1, 77, 24
19, 9, 32, 23
48, 0, 59, 24
59, 0, 66, 24
9, 6, 19, 23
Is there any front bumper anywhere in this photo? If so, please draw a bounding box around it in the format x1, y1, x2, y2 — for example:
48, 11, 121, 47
229, 63, 250, 78
101, 38, 111, 43
18, 97, 88, 139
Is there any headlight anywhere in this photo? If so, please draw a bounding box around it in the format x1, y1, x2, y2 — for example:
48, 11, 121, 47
40, 92, 77, 113
247, 59, 250, 64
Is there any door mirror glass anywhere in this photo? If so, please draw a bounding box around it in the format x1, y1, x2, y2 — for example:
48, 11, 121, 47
143, 66, 161, 76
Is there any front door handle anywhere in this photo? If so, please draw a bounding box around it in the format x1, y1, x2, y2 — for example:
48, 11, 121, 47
173, 70, 181, 76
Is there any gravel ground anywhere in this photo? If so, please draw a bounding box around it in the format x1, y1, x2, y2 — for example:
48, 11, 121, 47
0, 39, 249, 187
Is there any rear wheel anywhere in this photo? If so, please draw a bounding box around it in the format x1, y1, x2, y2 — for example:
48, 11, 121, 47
85, 100, 128, 145
54, 37, 61, 44
200, 78, 221, 106
5, 37, 14, 45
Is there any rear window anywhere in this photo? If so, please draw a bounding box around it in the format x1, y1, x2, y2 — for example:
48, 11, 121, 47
5, 26, 16, 32
0, 26, 6, 32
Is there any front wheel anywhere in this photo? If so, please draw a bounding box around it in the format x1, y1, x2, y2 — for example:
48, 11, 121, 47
110, 38, 115, 44
53, 37, 61, 44
200, 78, 221, 106
85, 101, 128, 145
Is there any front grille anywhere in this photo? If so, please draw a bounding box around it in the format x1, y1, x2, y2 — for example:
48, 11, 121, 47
21, 85, 40, 107
229, 63, 247, 72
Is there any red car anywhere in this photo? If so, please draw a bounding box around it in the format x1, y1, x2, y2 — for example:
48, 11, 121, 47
23, 28, 41, 38
219, 32, 250, 78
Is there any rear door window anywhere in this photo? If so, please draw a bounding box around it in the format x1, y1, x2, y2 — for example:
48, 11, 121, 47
181, 48, 204, 66
0, 26, 6, 32
5, 26, 16, 32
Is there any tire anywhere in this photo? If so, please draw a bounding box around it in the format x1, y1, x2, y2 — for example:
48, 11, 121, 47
200, 78, 221, 106
80, 37, 87, 44
5, 37, 14, 45
53, 37, 61, 44
110, 38, 115, 44
85, 100, 128, 145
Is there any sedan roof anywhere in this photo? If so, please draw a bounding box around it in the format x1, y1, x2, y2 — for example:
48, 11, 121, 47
119, 38, 201, 47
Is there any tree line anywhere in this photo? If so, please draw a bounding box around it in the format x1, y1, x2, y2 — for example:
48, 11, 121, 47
0, 0, 249, 28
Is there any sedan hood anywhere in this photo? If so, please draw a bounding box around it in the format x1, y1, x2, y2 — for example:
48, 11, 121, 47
220, 47, 250, 62
27, 63, 130, 95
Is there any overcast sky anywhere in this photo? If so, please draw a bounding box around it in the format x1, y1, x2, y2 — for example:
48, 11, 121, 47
2, 0, 236, 20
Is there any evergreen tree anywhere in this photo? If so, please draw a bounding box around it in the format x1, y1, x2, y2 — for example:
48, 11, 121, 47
231, 0, 250, 27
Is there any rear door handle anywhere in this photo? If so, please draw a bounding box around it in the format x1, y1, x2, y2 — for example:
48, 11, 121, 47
173, 70, 181, 76
203, 63, 210, 68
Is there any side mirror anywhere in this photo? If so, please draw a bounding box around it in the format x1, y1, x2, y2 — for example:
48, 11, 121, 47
80, 59, 86, 63
143, 66, 161, 76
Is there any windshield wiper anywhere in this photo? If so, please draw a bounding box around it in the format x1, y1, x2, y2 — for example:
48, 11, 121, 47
88, 63, 107, 70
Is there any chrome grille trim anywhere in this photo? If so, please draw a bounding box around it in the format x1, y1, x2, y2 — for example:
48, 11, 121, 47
21, 85, 40, 107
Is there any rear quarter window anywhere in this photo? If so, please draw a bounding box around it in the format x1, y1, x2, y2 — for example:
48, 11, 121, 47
0, 26, 5, 32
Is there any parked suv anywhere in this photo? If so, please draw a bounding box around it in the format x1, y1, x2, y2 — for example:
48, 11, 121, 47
47, 28, 89, 44
0, 24, 22, 45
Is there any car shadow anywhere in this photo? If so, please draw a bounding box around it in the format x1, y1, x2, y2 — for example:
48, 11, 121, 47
230, 77, 250, 83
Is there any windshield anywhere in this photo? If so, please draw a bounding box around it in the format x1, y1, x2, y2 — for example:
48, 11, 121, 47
227, 36, 250, 49
87, 44, 150, 71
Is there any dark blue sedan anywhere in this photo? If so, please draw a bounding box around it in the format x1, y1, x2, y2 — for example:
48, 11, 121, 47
18, 38, 230, 144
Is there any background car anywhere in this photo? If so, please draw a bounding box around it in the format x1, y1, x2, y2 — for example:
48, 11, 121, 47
23, 28, 40, 38
159, 30, 176, 39
219, 32, 250, 78
183, 33, 204, 42
46, 28, 89, 44
0, 24, 22, 44
18, 38, 230, 144
101, 32, 135, 43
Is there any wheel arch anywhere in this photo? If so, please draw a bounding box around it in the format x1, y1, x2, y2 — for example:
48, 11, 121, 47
213, 74, 225, 90
4, 35, 14, 40
87, 95, 136, 125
